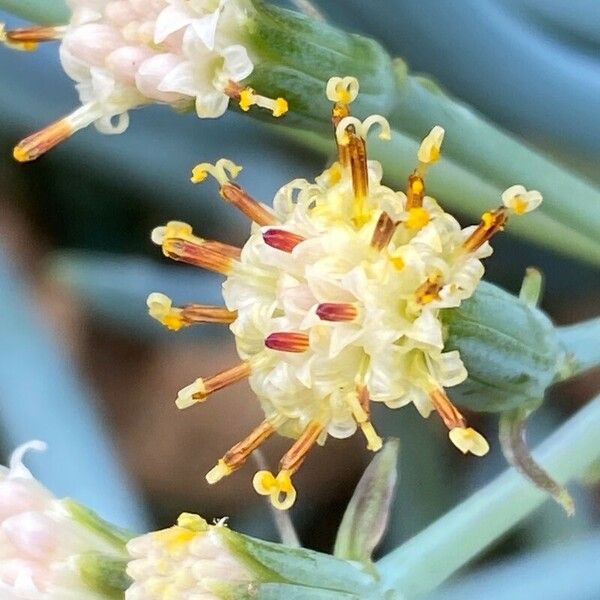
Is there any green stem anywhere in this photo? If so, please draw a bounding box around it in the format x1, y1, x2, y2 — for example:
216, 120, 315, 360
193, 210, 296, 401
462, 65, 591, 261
377, 394, 600, 598
0, 0, 69, 23
558, 318, 600, 377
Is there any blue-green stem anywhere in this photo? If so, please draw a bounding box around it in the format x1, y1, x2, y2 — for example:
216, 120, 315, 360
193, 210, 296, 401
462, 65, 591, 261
0, 0, 69, 23
377, 394, 600, 598
558, 318, 600, 377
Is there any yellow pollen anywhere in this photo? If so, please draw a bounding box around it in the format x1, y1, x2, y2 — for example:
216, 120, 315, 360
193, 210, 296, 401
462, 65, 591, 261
190, 166, 208, 183
513, 197, 528, 215
253, 469, 297, 510
482, 211, 495, 228
411, 178, 424, 195
328, 161, 343, 184
406, 207, 430, 230
12, 145, 30, 163
273, 97, 289, 117
390, 255, 405, 270
239, 88, 256, 112
428, 146, 441, 162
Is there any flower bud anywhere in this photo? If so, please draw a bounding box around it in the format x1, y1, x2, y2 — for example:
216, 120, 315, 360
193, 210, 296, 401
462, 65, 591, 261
0, 441, 131, 598
442, 281, 564, 413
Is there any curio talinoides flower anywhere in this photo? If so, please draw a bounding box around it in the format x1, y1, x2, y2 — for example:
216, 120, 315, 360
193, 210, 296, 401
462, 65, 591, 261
0, 441, 131, 599
147, 76, 546, 510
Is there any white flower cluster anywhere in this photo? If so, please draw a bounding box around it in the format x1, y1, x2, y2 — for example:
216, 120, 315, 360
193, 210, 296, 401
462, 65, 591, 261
0, 442, 118, 599
224, 160, 491, 440
126, 513, 252, 600
60, 0, 253, 134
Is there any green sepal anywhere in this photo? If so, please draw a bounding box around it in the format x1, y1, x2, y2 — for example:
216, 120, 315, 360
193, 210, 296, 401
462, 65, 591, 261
334, 439, 399, 569
219, 528, 377, 595
210, 581, 378, 600
77, 552, 131, 600
64, 498, 134, 550
442, 281, 564, 413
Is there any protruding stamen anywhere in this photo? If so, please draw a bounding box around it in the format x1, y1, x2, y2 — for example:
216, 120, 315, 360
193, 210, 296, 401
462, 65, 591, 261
152, 221, 240, 274
371, 211, 398, 250
192, 160, 278, 226
502, 185, 543, 215
253, 420, 322, 509
462, 208, 509, 252
221, 183, 279, 226
265, 332, 310, 353
316, 302, 358, 322
348, 131, 370, 224
191, 158, 242, 186
263, 229, 306, 252
417, 126, 445, 165
176, 362, 252, 409
449, 427, 490, 457
349, 388, 383, 452
429, 388, 466, 430
206, 419, 278, 484
326, 77, 360, 105
226, 82, 288, 117
146, 292, 237, 330
335, 115, 391, 146
3, 25, 67, 45
253, 469, 297, 511
181, 304, 237, 325
406, 173, 426, 210
415, 270, 443, 304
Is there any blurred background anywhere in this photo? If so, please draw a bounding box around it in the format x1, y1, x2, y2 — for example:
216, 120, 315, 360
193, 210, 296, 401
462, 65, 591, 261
0, 0, 599, 588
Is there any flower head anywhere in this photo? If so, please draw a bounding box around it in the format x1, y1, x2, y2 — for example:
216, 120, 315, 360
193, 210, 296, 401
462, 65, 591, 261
148, 76, 543, 509
3, 0, 288, 162
0, 441, 126, 598
126, 513, 252, 600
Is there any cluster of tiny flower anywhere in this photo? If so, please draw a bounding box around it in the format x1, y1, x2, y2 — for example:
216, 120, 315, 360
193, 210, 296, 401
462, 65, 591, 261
126, 513, 252, 600
0, 442, 120, 599
147, 76, 543, 509
1, 0, 287, 162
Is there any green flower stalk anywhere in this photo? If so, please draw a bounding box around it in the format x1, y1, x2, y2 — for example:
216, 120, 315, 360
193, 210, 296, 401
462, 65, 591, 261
2, 0, 600, 262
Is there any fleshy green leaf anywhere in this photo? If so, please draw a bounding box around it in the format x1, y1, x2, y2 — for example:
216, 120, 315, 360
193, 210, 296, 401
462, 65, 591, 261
377, 394, 600, 598
334, 438, 399, 566
220, 529, 377, 596
0, 0, 69, 23
213, 581, 373, 600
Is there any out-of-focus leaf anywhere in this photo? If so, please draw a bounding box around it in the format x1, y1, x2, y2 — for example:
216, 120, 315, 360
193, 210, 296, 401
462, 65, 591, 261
427, 534, 600, 600
377, 395, 600, 598
47, 251, 228, 339
334, 438, 399, 566
0, 248, 150, 531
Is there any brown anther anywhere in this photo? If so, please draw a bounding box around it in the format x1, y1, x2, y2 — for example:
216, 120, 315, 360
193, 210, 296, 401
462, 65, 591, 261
463, 207, 509, 252
280, 420, 325, 474
316, 302, 358, 322
265, 332, 310, 353
13, 118, 73, 163
415, 270, 444, 304
181, 304, 237, 325
221, 419, 277, 473
357, 384, 371, 416
6, 25, 66, 43
263, 229, 306, 253
221, 182, 279, 226
195, 362, 252, 400
370, 211, 398, 251
430, 389, 467, 430
406, 172, 425, 209
162, 238, 238, 274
